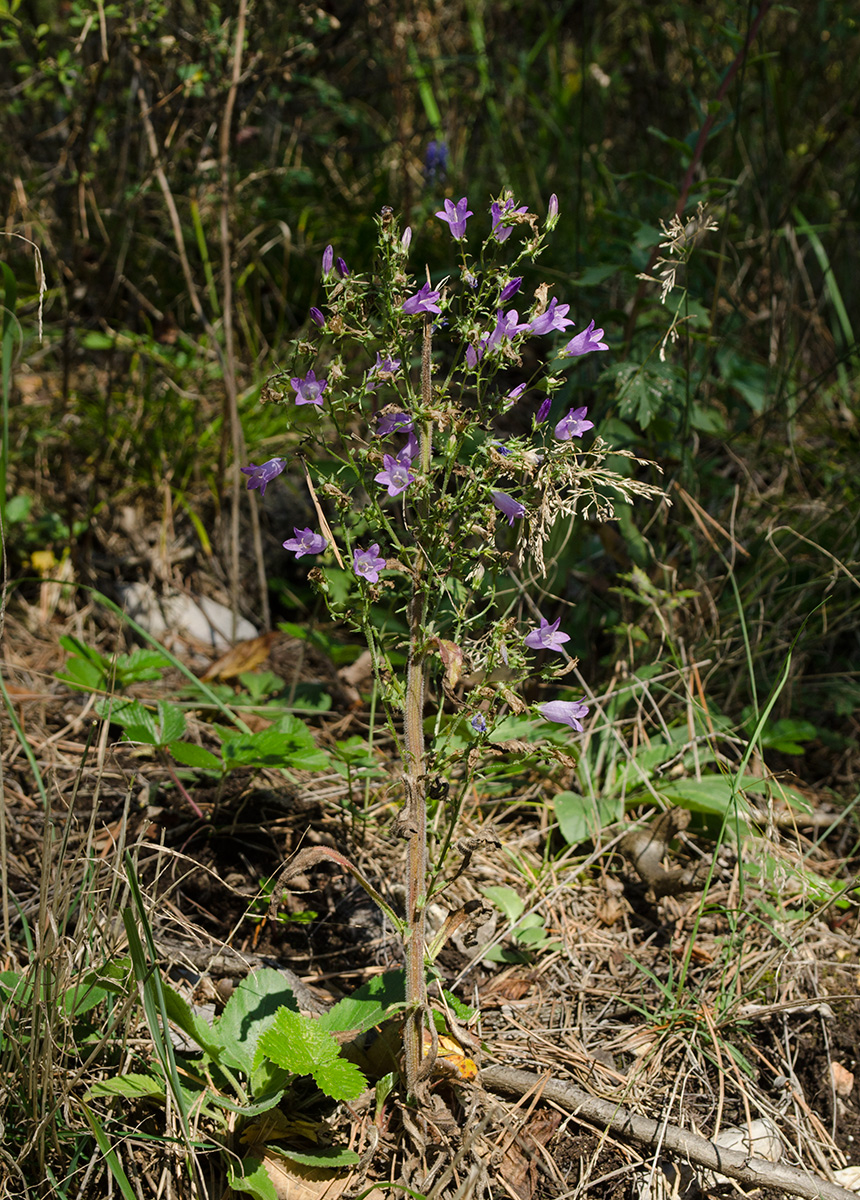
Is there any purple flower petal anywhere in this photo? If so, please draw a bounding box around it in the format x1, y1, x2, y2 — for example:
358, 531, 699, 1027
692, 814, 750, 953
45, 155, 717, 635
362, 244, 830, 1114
402, 282, 442, 316
374, 453, 415, 497
240, 457, 286, 498
470, 714, 487, 734
491, 491, 525, 525
376, 411, 414, 437
529, 297, 575, 337
283, 527, 328, 559
435, 196, 474, 241
562, 320, 608, 358
523, 616, 571, 653
366, 352, 402, 392
535, 396, 552, 424
491, 195, 529, 243
353, 543, 386, 583
322, 245, 333, 277
290, 368, 328, 407
536, 698, 589, 732
499, 276, 523, 304
554, 406, 595, 441
309, 307, 325, 328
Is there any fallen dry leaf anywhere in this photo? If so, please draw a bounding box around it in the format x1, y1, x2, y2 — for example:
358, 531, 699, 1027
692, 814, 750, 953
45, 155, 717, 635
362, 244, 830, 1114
832, 1062, 855, 1097
201, 632, 277, 681
242, 1146, 352, 1200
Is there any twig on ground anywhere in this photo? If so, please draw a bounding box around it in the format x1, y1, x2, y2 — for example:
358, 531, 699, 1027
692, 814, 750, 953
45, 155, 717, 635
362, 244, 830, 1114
482, 1066, 858, 1200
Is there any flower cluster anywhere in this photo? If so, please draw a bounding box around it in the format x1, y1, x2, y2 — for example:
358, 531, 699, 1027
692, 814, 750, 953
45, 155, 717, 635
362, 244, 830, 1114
238, 192, 637, 744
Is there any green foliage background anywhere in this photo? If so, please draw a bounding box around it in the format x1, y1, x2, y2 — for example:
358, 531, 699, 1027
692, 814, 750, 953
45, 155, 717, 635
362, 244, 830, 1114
1, 0, 859, 740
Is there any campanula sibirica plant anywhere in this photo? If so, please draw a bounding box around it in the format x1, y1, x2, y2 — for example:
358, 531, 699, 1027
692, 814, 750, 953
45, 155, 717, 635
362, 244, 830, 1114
244, 193, 664, 1095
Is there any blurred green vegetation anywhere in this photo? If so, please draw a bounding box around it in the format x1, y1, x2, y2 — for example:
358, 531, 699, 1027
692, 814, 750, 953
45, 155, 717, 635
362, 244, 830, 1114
1, 0, 858, 755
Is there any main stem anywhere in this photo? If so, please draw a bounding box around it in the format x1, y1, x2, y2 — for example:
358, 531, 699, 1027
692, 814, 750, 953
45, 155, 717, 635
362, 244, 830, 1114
402, 317, 433, 1095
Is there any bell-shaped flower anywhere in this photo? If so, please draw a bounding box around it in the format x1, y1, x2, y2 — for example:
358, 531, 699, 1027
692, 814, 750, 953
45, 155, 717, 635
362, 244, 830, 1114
529, 297, 575, 337
554, 406, 594, 441
436, 196, 473, 240
499, 277, 523, 305
366, 353, 402, 392
492, 491, 525, 525
524, 616, 570, 653
562, 320, 608, 358
240, 458, 286, 497
491, 195, 529, 243
290, 368, 327, 406
374, 454, 415, 497
283, 527, 328, 559
353, 544, 386, 583
402, 283, 442, 316
536, 699, 589, 732
376, 411, 414, 437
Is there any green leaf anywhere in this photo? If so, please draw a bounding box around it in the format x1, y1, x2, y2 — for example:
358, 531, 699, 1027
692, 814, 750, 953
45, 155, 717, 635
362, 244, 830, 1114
258, 1008, 367, 1101
317, 971, 406, 1039
6, 493, 32, 522
227, 1157, 279, 1200
169, 741, 223, 771
214, 969, 300, 1077
161, 983, 222, 1059
63, 979, 109, 1017
278, 1146, 360, 1168
482, 885, 524, 924
656, 776, 751, 818
554, 790, 620, 846
84, 1073, 166, 1102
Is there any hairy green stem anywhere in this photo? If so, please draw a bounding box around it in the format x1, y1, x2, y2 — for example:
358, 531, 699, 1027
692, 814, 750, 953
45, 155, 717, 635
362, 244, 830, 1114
402, 317, 433, 1095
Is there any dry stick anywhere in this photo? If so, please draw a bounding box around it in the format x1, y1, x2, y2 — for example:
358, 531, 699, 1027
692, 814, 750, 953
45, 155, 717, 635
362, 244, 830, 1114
401, 316, 434, 1096
218, 0, 268, 635
482, 1067, 857, 1200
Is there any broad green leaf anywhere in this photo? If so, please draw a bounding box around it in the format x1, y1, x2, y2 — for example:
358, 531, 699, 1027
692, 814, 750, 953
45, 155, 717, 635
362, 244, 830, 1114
656, 776, 751, 817
554, 791, 619, 846
161, 983, 222, 1059
277, 1146, 360, 1168
85, 1073, 165, 1102
227, 1157, 279, 1200
482, 885, 524, 923
63, 980, 109, 1017
6, 493, 32, 522
317, 971, 406, 1039
57, 657, 105, 690
214, 969, 300, 1076
258, 1008, 367, 1101
169, 741, 223, 771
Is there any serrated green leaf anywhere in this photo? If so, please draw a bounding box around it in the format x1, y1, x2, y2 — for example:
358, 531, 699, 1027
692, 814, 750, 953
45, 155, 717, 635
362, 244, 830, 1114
154, 701, 186, 743
214, 969, 300, 1076
57, 657, 105, 690
84, 1073, 165, 1102
259, 1008, 334, 1075
258, 1008, 367, 1101
311, 1056, 367, 1101
169, 741, 223, 771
